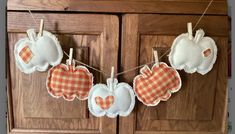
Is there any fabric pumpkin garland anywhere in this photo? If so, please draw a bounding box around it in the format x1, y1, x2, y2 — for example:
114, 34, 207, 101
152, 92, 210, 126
133, 51, 182, 106
169, 22, 217, 75
11, 4, 220, 119
14, 20, 63, 74
88, 67, 135, 118
46, 48, 93, 101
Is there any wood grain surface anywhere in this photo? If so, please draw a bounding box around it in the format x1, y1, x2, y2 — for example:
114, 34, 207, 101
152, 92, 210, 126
120, 14, 228, 134
7, 12, 119, 134
7, 0, 227, 15
6, 2, 228, 133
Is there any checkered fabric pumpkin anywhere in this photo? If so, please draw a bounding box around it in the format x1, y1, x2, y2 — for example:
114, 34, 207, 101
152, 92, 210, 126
14, 29, 63, 74
133, 62, 182, 106
88, 78, 135, 118
46, 60, 93, 101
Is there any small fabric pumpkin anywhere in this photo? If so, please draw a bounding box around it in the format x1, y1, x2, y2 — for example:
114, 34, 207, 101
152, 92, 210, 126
46, 49, 93, 101
14, 29, 63, 74
88, 78, 135, 118
133, 62, 182, 106
169, 24, 217, 75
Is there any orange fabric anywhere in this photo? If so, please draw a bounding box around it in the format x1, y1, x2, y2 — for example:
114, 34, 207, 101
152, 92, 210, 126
134, 63, 181, 105
95, 96, 114, 110
47, 64, 93, 101
203, 48, 211, 57
19, 46, 33, 64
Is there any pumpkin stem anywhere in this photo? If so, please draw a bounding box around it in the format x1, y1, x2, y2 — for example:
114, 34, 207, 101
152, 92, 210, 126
26, 29, 36, 42
153, 49, 159, 67
194, 29, 205, 44
140, 65, 152, 78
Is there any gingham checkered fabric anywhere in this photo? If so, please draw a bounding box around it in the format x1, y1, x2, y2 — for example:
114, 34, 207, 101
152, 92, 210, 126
47, 64, 93, 101
134, 63, 181, 105
19, 46, 33, 64
95, 96, 114, 110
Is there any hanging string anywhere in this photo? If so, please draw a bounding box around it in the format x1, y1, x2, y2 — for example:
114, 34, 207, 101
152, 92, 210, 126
28, 9, 38, 26
115, 49, 171, 76
63, 51, 110, 76
27, 0, 213, 77
193, 0, 214, 31
116, 0, 214, 76
63, 49, 170, 77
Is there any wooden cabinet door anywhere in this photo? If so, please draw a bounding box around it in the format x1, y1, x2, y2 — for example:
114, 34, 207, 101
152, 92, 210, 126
7, 12, 119, 134
120, 14, 228, 134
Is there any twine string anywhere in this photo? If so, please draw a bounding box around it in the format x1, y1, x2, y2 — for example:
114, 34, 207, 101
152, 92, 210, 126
193, 0, 214, 31
28, 9, 38, 26
63, 51, 110, 76
64, 49, 170, 77
115, 49, 171, 76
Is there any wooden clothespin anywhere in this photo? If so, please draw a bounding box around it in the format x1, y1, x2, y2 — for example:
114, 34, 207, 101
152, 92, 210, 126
109, 66, 115, 92
153, 49, 159, 67
110, 66, 115, 82
187, 22, 193, 40
38, 19, 44, 37
69, 48, 73, 65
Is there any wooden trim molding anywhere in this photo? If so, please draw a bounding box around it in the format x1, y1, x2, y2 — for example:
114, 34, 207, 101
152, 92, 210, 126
9, 128, 100, 134
7, 0, 227, 15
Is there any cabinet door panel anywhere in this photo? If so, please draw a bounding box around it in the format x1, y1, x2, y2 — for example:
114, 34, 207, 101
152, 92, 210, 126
120, 14, 228, 134
7, 12, 119, 134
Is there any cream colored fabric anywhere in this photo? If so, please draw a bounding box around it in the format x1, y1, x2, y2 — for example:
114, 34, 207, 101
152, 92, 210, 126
88, 78, 135, 118
14, 29, 63, 74
169, 29, 217, 75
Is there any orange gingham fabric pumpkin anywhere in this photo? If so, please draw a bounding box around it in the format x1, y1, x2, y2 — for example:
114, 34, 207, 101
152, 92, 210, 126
46, 60, 93, 101
133, 62, 182, 106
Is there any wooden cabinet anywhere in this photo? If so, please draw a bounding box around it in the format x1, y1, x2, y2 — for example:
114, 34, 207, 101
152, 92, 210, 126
7, 1, 228, 134
119, 14, 228, 134
7, 12, 119, 134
